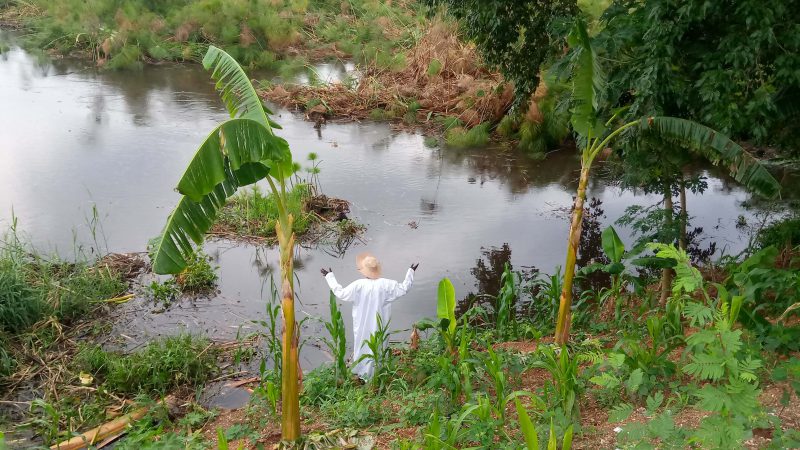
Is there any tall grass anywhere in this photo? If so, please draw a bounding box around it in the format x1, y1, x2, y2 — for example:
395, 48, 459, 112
12, 0, 426, 70
0, 233, 125, 335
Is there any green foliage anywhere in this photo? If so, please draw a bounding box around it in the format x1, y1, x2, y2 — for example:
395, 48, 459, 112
14, 0, 425, 72
417, 277, 467, 360
496, 263, 518, 337
146, 278, 180, 306
176, 249, 217, 293
0, 258, 47, 334
527, 267, 563, 328
322, 292, 347, 383
648, 243, 703, 297
531, 346, 581, 421
444, 123, 490, 148
601, 0, 800, 153
76, 334, 218, 395
434, 115, 464, 131
355, 314, 394, 390
756, 216, 800, 250
436, 277, 457, 336
0, 238, 125, 335
426, 0, 578, 109
151, 46, 292, 275
426, 58, 443, 77
639, 117, 781, 199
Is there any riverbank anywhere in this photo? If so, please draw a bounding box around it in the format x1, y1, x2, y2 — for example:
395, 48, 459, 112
0, 0, 424, 71
0, 1, 562, 155
4, 231, 798, 448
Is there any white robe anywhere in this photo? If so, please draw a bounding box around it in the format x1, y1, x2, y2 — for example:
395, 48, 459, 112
325, 269, 414, 379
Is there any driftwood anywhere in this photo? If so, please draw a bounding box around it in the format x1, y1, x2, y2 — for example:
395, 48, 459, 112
50, 397, 178, 450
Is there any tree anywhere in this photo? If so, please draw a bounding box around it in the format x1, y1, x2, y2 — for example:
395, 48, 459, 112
595, 0, 799, 302
553, 21, 781, 345
425, 0, 578, 110
599, 0, 800, 155
150, 47, 302, 440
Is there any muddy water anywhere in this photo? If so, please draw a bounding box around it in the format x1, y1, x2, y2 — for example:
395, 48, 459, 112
0, 34, 770, 373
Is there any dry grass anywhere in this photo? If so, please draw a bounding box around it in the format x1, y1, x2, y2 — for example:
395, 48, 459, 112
262, 21, 514, 131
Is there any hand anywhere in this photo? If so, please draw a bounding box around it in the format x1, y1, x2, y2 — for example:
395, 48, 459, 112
321, 267, 332, 276
410, 263, 419, 271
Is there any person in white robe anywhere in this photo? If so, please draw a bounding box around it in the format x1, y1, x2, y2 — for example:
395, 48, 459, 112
322, 253, 418, 380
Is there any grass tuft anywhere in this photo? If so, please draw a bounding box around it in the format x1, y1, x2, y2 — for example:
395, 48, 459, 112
445, 123, 491, 148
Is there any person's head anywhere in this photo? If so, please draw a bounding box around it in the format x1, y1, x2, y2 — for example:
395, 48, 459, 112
356, 252, 382, 279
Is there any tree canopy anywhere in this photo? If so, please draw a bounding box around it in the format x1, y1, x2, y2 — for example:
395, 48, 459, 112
599, 0, 800, 155
425, 0, 578, 110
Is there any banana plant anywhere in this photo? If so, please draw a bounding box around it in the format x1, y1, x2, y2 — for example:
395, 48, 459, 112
416, 277, 458, 355
150, 47, 301, 440
516, 398, 574, 450
553, 20, 781, 345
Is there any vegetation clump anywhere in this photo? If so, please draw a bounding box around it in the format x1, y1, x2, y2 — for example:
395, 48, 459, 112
444, 123, 490, 149
263, 21, 514, 131
76, 334, 217, 396
215, 184, 313, 239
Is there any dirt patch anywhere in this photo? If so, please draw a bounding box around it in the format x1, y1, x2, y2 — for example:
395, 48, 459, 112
494, 341, 539, 353
262, 21, 514, 131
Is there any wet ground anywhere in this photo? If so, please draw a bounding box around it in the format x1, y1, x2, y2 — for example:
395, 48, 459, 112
0, 31, 777, 393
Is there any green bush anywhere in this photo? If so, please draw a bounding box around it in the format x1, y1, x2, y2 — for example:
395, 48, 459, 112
76, 334, 218, 395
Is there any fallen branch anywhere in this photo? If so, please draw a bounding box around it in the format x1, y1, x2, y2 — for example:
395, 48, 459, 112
50, 397, 178, 450
50, 406, 148, 450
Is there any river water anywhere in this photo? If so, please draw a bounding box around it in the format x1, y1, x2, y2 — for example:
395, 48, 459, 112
0, 34, 771, 372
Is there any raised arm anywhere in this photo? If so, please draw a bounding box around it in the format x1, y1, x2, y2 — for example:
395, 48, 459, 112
324, 271, 357, 302
386, 266, 415, 303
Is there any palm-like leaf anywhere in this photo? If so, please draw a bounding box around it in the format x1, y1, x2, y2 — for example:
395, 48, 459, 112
567, 20, 606, 138
643, 117, 781, 199
203, 46, 269, 128
152, 48, 292, 274
177, 118, 289, 201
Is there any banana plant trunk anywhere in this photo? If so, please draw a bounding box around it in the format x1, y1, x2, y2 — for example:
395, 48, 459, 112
678, 177, 688, 250
555, 165, 590, 345
277, 217, 301, 440
659, 185, 674, 307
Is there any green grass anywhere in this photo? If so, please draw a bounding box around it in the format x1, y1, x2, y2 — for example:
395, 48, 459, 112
445, 123, 491, 148
216, 183, 313, 239
75, 334, 217, 396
